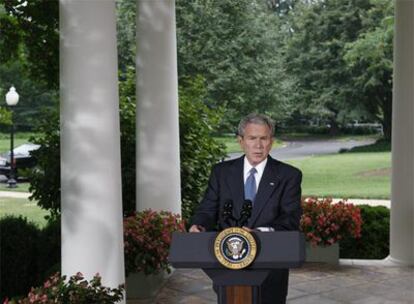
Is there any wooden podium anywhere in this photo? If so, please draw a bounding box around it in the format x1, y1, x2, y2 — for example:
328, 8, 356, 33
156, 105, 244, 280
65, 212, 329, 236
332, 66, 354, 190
168, 231, 305, 304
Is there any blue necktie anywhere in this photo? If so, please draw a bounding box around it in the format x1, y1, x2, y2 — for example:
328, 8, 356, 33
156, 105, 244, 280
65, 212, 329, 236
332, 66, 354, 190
245, 167, 257, 203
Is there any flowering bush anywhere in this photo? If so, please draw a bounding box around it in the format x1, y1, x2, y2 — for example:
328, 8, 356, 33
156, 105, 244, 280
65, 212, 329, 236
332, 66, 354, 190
4, 272, 124, 304
301, 197, 362, 247
124, 210, 185, 276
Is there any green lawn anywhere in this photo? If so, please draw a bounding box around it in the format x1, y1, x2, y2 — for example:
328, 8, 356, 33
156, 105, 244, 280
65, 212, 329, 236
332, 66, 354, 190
0, 182, 31, 192
0, 132, 36, 154
287, 152, 391, 199
0, 197, 48, 228
214, 135, 284, 153
0, 138, 31, 154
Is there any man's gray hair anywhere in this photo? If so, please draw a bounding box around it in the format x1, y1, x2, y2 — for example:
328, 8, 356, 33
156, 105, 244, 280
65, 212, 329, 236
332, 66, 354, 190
237, 113, 275, 137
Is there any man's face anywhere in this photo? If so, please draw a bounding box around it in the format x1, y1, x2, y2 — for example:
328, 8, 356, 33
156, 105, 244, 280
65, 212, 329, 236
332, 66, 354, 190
238, 123, 273, 166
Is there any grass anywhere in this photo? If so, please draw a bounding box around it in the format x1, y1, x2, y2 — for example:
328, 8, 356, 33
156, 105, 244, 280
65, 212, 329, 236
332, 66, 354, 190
0, 151, 391, 228
287, 151, 391, 199
0, 132, 36, 154
341, 139, 391, 153
0, 197, 48, 228
214, 135, 284, 153
0, 182, 31, 192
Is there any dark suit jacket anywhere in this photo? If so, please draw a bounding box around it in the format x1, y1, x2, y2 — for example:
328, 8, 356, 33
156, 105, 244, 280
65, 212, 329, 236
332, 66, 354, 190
192, 155, 302, 232
191, 155, 302, 304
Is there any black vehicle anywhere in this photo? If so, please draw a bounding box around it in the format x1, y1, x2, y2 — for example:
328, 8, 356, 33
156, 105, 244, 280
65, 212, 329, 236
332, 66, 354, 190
0, 144, 40, 179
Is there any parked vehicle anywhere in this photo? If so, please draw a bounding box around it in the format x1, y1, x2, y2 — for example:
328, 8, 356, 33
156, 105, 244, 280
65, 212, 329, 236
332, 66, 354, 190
0, 143, 40, 180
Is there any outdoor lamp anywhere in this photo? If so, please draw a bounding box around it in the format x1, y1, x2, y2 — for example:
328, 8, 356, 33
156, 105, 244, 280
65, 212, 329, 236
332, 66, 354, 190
5, 86, 19, 188
6, 87, 19, 106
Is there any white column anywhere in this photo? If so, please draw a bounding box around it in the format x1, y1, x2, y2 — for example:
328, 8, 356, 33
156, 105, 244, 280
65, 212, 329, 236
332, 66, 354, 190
60, 0, 125, 292
135, 0, 181, 214
389, 0, 414, 265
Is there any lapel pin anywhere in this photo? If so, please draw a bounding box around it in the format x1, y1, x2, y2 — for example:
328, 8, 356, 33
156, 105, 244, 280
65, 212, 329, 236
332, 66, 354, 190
270, 182, 275, 186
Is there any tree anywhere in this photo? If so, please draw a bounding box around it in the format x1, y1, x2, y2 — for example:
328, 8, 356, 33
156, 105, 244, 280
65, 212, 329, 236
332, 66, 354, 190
1, 0, 59, 90
0, 61, 57, 131
116, 0, 136, 75
176, 0, 289, 130
344, 0, 393, 139
285, 0, 373, 134
0, 1, 58, 130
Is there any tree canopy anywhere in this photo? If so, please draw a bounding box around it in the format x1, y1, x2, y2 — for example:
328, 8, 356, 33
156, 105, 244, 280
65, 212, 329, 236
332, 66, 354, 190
0, 0, 394, 136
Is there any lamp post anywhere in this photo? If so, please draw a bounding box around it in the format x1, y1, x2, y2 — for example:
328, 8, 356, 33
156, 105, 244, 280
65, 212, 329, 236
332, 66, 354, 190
5, 86, 19, 188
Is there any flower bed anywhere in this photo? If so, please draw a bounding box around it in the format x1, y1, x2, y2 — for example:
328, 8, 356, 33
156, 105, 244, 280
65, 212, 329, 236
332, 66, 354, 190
4, 272, 124, 304
301, 197, 362, 247
124, 210, 185, 276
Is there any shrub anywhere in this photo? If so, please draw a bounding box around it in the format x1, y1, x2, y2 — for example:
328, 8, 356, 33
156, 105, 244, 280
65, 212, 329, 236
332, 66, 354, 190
124, 210, 185, 276
0, 216, 39, 300
5, 272, 124, 304
179, 76, 227, 222
0, 216, 61, 301
300, 197, 362, 246
340, 205, 389, 259
119, 67, 136, 214
36, 218, 61, 279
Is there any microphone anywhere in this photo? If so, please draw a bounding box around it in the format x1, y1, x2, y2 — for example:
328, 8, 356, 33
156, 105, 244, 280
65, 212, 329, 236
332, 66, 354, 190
222, 200, 236, 227
238, 200, 253, 227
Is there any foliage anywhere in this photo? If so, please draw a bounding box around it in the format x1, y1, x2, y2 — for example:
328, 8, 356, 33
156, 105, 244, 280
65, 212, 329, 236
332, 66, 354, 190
176, 0, 288, 130
119, 67, 136, 215
1, 0, 59, 90
344, 0, 394, 140
28, 110, 61, 219
0, 107, 12, 125
124, 210, 185, 276
116, 0, 136, 73
0, 62, 58, 132
285, 0, 376, 134
0, 216, 61, 301
179, 77, 227, 222
0, 216, 39, 300
5, 272, 124, 304
340, 204, 389, 259
36, 219, 61, 280
300, 197, 362, 246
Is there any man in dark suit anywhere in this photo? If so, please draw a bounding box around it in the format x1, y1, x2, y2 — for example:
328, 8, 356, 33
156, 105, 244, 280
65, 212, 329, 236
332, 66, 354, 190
190, 113, 302, 304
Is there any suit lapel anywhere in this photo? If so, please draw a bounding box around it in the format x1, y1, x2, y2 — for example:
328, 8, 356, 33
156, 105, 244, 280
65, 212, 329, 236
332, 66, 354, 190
226, 156, 245, 218
248, 157, 281, 227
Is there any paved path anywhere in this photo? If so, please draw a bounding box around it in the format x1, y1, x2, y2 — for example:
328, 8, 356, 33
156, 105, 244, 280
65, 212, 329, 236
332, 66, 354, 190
229, 138, 376, 161
331, 198, 390, 208
0, 190, 31, 199
128, 261, 414, 304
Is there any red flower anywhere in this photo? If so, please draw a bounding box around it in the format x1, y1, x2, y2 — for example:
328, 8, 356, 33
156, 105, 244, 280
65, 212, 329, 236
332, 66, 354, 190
300, 197, 362, 246
123, 209, 185, 275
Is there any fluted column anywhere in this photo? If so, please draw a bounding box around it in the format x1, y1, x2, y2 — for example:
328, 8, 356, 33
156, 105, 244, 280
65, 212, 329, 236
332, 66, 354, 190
135, 0, 181, 214
389, 0, 414, 265
60, 0, 125, 292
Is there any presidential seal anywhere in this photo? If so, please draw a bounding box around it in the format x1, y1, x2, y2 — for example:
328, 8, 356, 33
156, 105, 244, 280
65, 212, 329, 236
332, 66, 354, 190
214, 227, 257, 269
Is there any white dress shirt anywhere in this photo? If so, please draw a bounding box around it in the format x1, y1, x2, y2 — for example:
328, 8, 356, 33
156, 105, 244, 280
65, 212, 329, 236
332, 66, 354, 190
243, 156, 274, 232
243, 156, 267, 191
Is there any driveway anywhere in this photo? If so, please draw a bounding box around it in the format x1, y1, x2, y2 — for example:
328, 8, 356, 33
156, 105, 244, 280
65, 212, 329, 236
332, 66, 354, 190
228, 138, 376, 161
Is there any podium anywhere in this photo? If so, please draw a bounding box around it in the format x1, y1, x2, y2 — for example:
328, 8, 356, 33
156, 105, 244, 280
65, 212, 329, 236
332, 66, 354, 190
168, 231, 305, 304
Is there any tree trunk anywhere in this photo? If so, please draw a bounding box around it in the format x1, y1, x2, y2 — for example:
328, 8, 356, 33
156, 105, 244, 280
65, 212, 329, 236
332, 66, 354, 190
328, 119, 340, 136
381, 94, 392, 141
